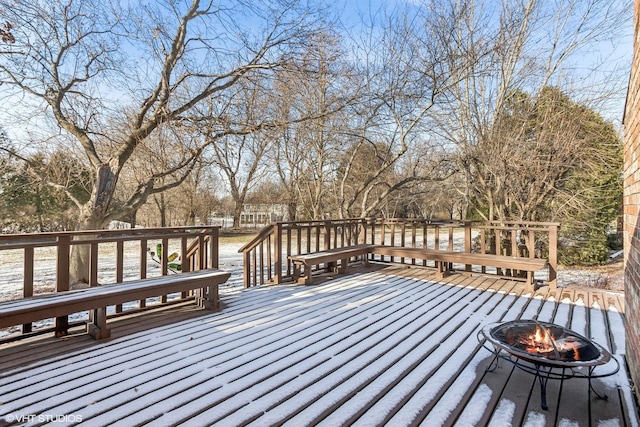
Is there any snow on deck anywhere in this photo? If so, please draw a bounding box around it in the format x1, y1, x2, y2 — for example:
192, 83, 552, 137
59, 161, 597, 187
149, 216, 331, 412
0, 265, 636, 427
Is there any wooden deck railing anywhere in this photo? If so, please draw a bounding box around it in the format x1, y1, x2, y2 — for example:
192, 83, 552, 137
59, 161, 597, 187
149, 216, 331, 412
0, 226, 220, 337
238, 219, 366, 287
239, 218, 558, 288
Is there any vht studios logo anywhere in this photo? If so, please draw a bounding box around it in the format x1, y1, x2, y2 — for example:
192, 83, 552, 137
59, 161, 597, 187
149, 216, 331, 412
3, 414, 83, 423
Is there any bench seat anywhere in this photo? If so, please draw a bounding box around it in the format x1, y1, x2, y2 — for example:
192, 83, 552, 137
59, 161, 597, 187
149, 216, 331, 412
0, 270, 230, 340
288, 244, 547, 290
288, 244, 375, 285
371, 245, 546, 289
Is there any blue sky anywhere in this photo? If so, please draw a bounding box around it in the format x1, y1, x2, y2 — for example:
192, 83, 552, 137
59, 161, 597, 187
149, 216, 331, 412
0, 0, 634, 143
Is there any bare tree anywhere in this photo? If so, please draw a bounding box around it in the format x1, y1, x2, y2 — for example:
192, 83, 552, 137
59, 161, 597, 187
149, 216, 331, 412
176, 160, 220, 226
205, 130, 272, 229
0, 0, 327, 281
430, 0, 630, 221
193, 76, 279, 229
268, 32, 356, 220
333, 4, 458, 218
268, 8, 458, 221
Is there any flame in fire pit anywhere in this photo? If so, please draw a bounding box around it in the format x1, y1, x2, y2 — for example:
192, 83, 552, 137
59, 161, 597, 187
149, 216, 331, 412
485, 320, 604, 364
521, 325, 581, 361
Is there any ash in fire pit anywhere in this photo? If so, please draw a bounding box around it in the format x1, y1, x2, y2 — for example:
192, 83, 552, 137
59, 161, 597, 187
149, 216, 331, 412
490, 320, 602, 364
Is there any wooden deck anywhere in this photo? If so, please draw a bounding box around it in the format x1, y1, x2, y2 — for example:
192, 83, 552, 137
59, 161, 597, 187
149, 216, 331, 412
0, 265, 637, 427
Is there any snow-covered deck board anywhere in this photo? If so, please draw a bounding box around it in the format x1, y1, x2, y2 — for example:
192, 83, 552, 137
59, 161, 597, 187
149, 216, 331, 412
0, 265, 636, 427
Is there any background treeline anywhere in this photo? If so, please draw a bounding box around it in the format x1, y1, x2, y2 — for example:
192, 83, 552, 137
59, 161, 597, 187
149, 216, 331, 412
0, 0, 629, 266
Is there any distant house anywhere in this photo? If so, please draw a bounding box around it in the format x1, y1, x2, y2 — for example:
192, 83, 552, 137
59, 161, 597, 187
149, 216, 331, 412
240, 204, 289, 225
107, 220, 132, 230
204, 204, 290, 228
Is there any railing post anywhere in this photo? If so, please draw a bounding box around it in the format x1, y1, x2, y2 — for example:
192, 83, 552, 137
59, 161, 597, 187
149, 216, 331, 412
210, 228, 219, 269
197, 234, 205, 271
89, 242, 99, 286
140, 238, 148, 307
140, 239, 149, 278
161, 237, 170, 303
243, 250, 252, 288
369, 218, 376, 245
115, 240, 124, 313
324, 221, 331, 250
274, 222, 282, 284
464, 222, 472, 253
526, 230, 535, 259
464, 222, 472, 272
180, 237, 189, 274
22, 247, 34, 333
548, 224, 558, 290
55, 235, 70, 337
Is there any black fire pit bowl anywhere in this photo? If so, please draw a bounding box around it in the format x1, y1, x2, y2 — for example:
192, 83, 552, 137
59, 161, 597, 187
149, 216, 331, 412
479, 319, 619, 411
482, 320, 611, 368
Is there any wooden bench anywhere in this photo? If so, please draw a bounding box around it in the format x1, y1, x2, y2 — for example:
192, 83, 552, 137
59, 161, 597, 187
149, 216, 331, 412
424, 250, 547, 288
287, 244, 547, 289
288, 244, 375, 285
371, 245, 547, 290
0, 270, 231, 340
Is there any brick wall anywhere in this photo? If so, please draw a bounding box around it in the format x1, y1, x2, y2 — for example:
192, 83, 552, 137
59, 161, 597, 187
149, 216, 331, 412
624, 0, 640, 398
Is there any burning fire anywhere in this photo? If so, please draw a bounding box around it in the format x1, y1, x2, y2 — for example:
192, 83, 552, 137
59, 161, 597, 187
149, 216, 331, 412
521, 325, 581, 360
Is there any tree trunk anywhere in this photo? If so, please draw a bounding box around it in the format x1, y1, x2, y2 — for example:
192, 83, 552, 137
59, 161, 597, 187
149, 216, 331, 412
287, 202, 297, 221
160, 193, 167, 227
153, 193, 168, 227
128, 210, 137, 228
69, 216, 102, 284
69, 165, 117, 284
232, 201, 243, 229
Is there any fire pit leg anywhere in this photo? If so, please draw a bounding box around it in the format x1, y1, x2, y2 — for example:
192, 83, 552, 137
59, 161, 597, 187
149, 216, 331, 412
486, 352, 500, 372
536, 365, 551, 411
589, 367, 609, 401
